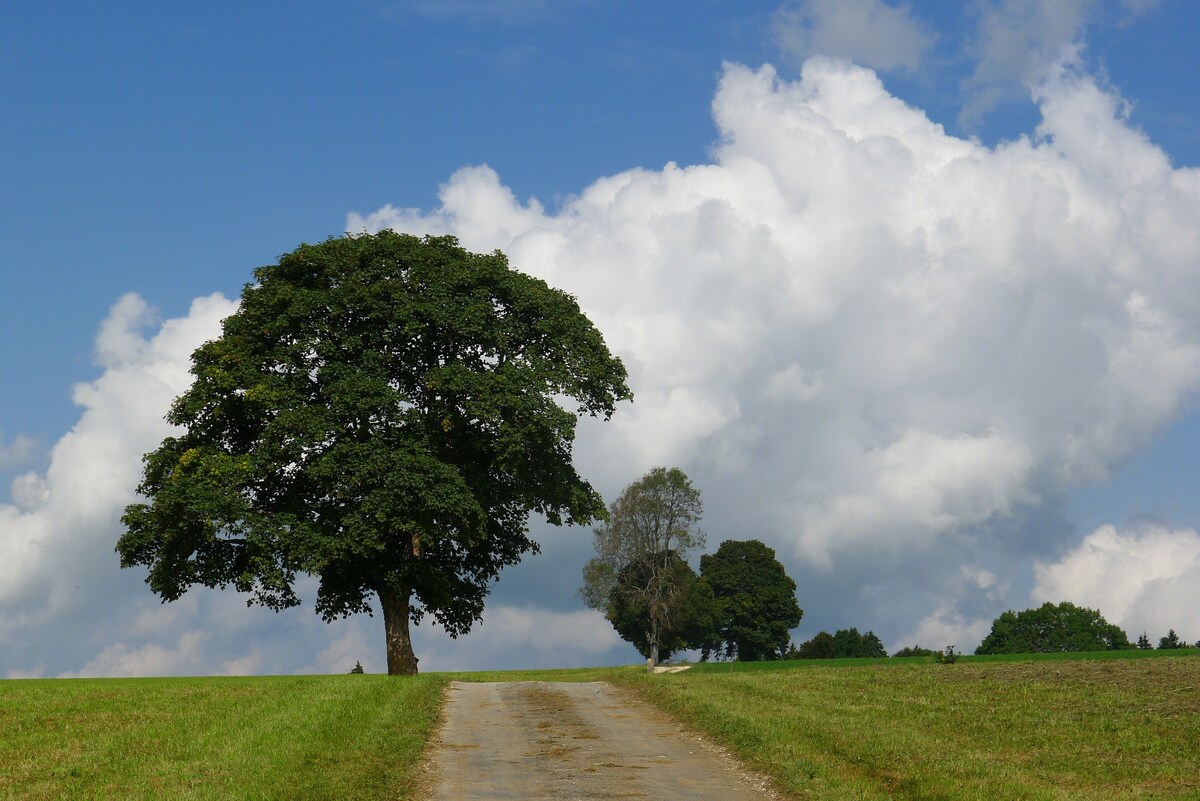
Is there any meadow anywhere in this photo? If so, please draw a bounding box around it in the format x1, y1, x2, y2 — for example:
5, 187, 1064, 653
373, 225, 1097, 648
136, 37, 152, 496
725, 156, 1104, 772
609, 652, 1200, 800
0, 674, 443, 801
2, 651, 1197, 800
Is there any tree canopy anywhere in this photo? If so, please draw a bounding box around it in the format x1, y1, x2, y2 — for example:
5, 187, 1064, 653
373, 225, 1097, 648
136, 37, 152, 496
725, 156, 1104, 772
1158, 629, 1187, 650
699, 539, 802, 661
795, 628, 887, 659
118, 232, 631, 674
580, 466, 705, 665
605, 552, 720, 663
975, 602, 1131, 655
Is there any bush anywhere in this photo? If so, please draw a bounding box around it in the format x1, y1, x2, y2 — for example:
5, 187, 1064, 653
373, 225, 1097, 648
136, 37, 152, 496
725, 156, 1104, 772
893, 645, 936, 658
935, 646, 959, 664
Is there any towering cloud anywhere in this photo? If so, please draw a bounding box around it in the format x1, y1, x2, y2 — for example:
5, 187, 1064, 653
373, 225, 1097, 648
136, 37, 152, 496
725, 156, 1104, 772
1034, 524, 1200, 642
4, 52, 1198, 675
353, 55, 1200, 648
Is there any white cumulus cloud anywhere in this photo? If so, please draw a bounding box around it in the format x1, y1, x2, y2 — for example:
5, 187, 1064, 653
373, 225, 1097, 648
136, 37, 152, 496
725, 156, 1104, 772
352, 57, 1200, 581
1033, 523, 1200, 640
0, 293, 238, 631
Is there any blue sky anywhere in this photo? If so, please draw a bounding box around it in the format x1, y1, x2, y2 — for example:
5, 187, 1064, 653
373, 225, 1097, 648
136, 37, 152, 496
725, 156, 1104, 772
3, 1, 1200, 676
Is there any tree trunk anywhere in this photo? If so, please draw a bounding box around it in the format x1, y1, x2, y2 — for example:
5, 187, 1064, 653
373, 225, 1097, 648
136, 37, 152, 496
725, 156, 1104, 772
648, 618, 660, 667
378, 587, 419, 676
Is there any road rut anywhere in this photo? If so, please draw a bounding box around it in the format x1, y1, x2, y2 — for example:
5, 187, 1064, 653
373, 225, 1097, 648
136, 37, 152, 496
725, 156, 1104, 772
424, 681, 775, 800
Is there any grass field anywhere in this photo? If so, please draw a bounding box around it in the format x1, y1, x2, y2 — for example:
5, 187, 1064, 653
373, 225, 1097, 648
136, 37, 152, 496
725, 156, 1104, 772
2, 652, 1198, 800
610, 652, 1200, 800
0, 674, 445, 801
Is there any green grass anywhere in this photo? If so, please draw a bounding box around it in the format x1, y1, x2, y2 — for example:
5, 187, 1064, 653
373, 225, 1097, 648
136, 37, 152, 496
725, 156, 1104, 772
673, 647, 1200, 673
4, 651, 1198, 800
0, 674, 446, 801
607, 653, 1200, 800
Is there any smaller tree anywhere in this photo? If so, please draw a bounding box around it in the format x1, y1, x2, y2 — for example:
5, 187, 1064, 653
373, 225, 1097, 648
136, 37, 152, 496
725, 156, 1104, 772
1158, 629, 1185, 649
832, 628, 888, 658
580, 467, 705, 666
1137, 632, 1153, 650
796, 631, 836, 659
606, 553, 720, 663
699, 539, 802, 662
975, 602, 1131, 654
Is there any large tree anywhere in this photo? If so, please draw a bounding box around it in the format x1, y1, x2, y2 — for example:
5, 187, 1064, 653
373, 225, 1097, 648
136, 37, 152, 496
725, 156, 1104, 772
118, 232, 630, 675
579, 467, 704, 666
975, 601, 1131, 655
699, 539, 802, 661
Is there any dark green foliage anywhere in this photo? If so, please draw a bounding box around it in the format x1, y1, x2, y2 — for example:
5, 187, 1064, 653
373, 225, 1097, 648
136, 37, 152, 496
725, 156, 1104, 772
893, 645, 935, 657
832, 628, 888, 658
580, 467, 705, 665
1137, 632, 1153, 650
796, 631, 835, 659
796, 628, 887, 659
118, 232, 630, 674
1158, 629, 1185, 649
349, 661, 364, 674
698, 539, 802, 661
975, 601, 1131, 655
606, 552, 721, 663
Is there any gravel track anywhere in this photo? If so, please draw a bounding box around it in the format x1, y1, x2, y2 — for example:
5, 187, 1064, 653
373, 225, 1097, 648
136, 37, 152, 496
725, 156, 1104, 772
424, 681, 776, 800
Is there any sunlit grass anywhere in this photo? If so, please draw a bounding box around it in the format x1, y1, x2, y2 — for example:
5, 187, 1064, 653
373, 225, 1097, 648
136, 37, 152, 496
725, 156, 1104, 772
607, 654, 1200, 800
0, 674, 445, 801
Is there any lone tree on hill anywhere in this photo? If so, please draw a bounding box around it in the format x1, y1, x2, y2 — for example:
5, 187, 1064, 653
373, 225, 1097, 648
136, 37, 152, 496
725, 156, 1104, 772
118, 232, 630, 675
699, 539, 802, 661
975, 601, 1131, 655
580, 467, 705, 666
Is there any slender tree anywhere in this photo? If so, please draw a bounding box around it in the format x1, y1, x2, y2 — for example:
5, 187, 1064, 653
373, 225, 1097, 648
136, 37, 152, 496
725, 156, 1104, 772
118, 232, 630, 675
580, 467, 704, 666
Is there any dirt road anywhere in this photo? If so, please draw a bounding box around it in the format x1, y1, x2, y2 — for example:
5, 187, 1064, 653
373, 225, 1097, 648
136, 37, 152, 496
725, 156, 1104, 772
424, 681, 776, 800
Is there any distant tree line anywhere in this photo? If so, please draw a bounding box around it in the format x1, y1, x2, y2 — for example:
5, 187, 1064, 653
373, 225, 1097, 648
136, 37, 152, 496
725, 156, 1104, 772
582, 469, 1197, 665
973, 601, 1197, 655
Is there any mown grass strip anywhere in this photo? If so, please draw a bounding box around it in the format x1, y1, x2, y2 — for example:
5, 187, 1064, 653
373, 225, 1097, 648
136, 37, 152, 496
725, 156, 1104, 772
0, 674, 446, 801
607, 654, 1200, 800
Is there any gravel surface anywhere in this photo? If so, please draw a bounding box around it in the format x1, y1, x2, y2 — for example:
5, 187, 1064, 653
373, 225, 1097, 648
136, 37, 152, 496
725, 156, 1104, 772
424, 681, 776, 800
